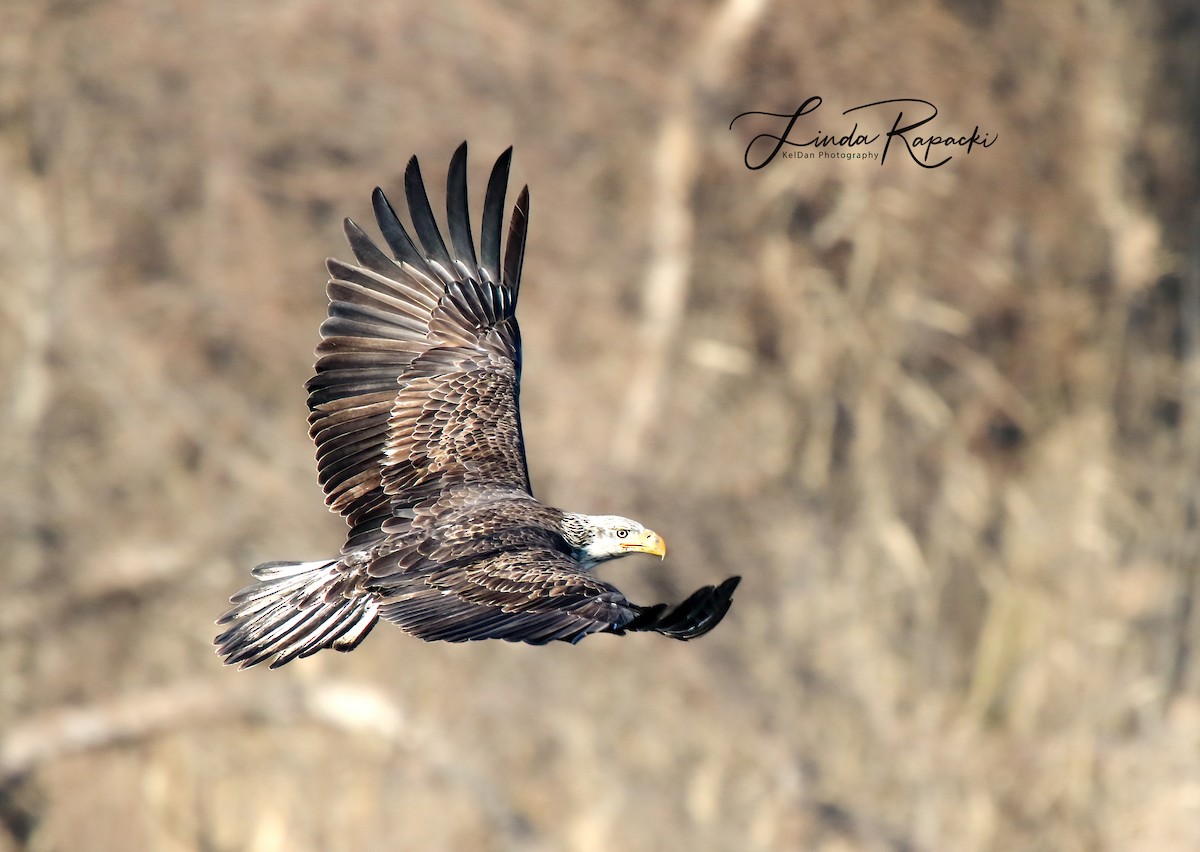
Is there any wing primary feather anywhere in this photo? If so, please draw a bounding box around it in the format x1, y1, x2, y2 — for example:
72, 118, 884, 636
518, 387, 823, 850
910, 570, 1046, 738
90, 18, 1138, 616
319, 315, 414, 341
503, 187, 529, 300
315, 335, 428, 355
371, 188, 424, 267
326, 280, 432, 324
342, 218, 402, 278
316, 422, 397, 469
404, 155, 453, 268
480, 147, 512, 285
308, 398, 393, 431
445, 142, 478, 269
326, 259, 440, 311
308, 373, 396, 401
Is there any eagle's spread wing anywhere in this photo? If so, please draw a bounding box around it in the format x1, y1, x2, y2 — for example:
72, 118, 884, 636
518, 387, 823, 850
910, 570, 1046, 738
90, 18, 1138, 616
306, 144, 530, 549
361, 499, 741, 644
371, 552, 739, 645
378, 557, 739, 644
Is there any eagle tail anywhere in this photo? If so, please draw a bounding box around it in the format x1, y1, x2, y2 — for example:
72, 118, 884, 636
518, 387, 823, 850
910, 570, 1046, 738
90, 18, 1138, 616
623, 576, 742, 641
214, 559, 379, 669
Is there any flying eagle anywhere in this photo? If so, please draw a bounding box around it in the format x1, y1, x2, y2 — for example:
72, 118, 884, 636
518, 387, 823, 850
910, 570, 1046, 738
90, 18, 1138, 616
216, 144, 740, 669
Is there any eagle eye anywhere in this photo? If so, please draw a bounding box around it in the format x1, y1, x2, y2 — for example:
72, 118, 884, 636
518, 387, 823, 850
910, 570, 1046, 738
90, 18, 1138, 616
616, 529, 629, 539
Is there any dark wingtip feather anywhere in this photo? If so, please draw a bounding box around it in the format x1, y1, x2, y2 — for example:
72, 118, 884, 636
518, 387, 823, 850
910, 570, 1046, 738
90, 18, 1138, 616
338, 218, 403, 280
480, 147, 513, 284
446, 142, 478, 270
370, 188, 423, 266
629, 575, 741, 640
623, 603, 669, 632
404, 155, 453, 268
503, 186, 529, 298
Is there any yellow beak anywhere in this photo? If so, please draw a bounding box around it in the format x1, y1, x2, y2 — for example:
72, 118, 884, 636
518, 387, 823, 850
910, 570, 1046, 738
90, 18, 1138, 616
621, 529, 667, 559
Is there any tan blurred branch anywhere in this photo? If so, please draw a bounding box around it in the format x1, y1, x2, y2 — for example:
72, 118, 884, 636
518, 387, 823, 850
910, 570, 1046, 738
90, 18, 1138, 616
612, 0, 770, 468
0, 675, 541, 844
2, 682, 226, 780
0, 678, 407, 781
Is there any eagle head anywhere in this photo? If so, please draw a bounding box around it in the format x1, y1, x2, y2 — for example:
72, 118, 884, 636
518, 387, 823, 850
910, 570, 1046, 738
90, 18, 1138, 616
560, 513, 667, 569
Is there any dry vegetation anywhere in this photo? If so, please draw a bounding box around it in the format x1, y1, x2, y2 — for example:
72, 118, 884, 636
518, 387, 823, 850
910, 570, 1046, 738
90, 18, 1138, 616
2, 0, 1199, 849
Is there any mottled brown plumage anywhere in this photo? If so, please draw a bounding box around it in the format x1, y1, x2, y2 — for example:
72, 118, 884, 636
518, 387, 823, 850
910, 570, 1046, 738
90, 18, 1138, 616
216, 144, 740, 669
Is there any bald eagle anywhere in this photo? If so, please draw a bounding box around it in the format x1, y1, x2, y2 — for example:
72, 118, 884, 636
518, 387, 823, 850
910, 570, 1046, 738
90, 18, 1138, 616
215, 144, 740, 669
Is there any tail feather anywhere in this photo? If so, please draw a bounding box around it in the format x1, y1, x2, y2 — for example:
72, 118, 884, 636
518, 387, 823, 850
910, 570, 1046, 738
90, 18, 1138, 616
215, 559, 379, 669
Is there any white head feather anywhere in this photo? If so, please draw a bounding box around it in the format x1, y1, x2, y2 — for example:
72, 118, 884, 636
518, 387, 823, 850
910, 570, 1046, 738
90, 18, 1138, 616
560, 513, 667, 569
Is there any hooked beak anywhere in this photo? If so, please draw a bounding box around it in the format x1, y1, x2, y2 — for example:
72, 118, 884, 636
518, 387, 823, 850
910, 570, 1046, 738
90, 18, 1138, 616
621, 529, 667, 560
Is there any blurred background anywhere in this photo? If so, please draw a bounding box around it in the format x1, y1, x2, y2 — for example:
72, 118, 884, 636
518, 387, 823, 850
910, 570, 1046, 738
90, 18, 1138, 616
2, 0, 1199, 849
